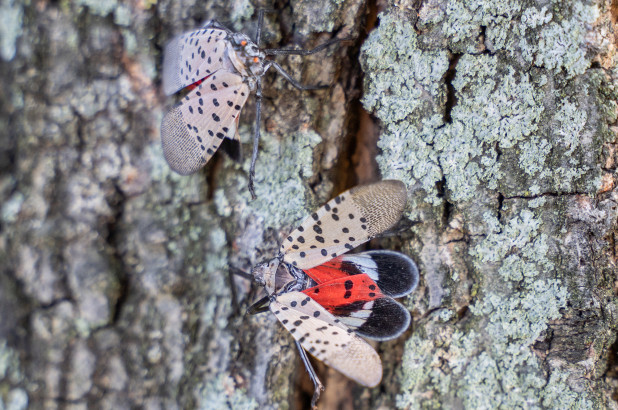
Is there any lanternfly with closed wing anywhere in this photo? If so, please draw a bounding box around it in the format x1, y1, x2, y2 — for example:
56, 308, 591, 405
161, 23, 255, 176
160, 13, 347, 198
249, 180, 420, 408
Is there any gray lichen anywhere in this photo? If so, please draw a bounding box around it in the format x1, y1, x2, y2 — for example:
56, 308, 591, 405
0, 0, 23, 61
74, 0, 118, 17
0, 341, 26, 410
195, 374, 258, 410
216, 127, 322, 229
361, 1, 616, 408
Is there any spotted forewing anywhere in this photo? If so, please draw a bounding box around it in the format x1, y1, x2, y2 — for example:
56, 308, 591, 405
161, 71, 249, 175
281, 180, 408, 269
271, 291, 382, 387
162, 27, 230, 96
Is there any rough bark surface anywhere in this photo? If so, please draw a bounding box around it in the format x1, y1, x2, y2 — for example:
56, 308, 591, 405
0, 0, 617, 409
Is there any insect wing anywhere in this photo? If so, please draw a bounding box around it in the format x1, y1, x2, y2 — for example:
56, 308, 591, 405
306, 250, 419, 298
281, 180, 408, 270
161, 71, 249, 175
162, 27, 231, 95
301, 274, 411, 341
302, 273, 384, 306
271, 291, 382, 387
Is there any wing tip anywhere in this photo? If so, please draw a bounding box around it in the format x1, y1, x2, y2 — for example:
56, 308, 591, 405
363, 370, 383, 388
383, 179, 408, 209
349, 298, 411, 342
351, 347, 383, 387
382, 179, 406, 191
349, 180, 409, 234
160, 106, 206, 175
366, 250, 420, 298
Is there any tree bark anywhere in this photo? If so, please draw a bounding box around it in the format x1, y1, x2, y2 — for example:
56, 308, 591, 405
1, 0, 617, 409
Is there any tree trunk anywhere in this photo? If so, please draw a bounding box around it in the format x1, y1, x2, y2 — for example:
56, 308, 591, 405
1, 0, 617, 409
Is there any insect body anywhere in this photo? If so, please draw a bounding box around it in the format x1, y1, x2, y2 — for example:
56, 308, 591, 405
161, 13, 347, 198
249, 180, 419, 408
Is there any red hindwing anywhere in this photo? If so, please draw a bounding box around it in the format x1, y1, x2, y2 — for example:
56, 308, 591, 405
304, 256, 356, 284
299, 250, 417, 341
301, 274, 384, 314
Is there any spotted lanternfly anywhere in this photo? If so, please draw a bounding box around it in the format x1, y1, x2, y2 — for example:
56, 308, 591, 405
248, 180, 419, 408
161, 11, 348, 198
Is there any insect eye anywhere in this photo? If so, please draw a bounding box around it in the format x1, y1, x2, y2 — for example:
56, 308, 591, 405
253, 56, 260, 63
240, 40, 247, 46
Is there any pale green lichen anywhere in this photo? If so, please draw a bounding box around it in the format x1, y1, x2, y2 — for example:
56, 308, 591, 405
396, 206, 581, 409
0, 341, 28, 410
148, 142, 206, 205
0, 388, 28, 410
361, 14, 449, 124
203, 226, 228, 276
113, 4, 131, 26
540, 369, 594, 408
292, 0, 345, 35
362, 15, 544, 203
435, 1, 596, 78
363, 2, 602, 205
473, 279, 567, 347
228, 0, 255, 32
522, 3, 597, 78
196, 374, 257, 410
216, 127, 322, 229
472, 210, 543, 264
74, 0, 118, 17
1, 192, 23, 224
0, 341, 22, 384
550, 99, 593, 191
361, 14, 448, 203
120, 30, 138, 54
0, 0, 22, 61
395, 333, 438, 407
200, 294, 230, 332
449, 56, 543, 149
441, 1, 522, 52
378, 117, 444, 205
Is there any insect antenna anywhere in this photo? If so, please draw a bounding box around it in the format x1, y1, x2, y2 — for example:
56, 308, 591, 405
264, 36, 354, 56
228, 266, 253, 280
255, 8, 276, 46
227, 266, 255, 315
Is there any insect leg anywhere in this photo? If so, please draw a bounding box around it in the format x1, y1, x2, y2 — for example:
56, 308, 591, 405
248, 77, 263, 200
270, 61, 328, 91
295, 341, 324, 410
227, 266, 253, 315
228, 266, 253, 280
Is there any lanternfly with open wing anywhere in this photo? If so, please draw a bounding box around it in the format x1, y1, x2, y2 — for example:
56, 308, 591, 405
250, 180, 420, 408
